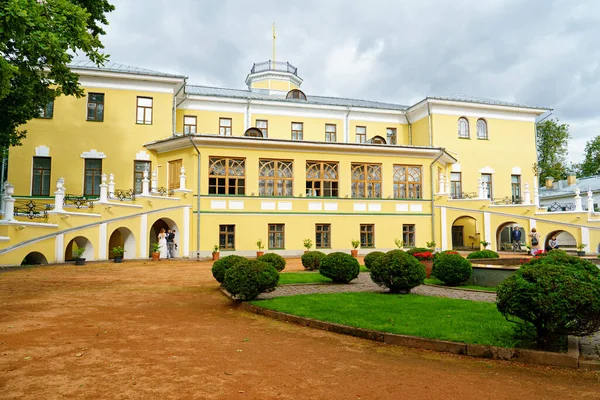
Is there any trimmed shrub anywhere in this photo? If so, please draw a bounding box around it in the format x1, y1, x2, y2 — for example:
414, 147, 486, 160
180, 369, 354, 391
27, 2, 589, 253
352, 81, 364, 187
431, 253, 472, 286
364, 251, 385, 270
301, 251, 326, 271
433, 250, 460, 261
223, 259, 279, 301
211, 255, 246, 283
370, 250, 426, 293
497, 254, 600, 349
466, 250, 499, 260
406, 247, 431, 256
319, 252, 360, 283
257, 253, 286, 272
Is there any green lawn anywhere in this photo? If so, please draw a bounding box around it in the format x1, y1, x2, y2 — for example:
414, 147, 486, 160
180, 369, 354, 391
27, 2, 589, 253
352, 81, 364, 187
252, 292, 523, 348
279, 272, 332, 284
424, 278, 497, 292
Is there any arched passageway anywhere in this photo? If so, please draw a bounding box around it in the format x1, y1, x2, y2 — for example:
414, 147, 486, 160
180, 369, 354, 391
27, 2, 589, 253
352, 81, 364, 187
21, 251, 48, 266
149, 217, 179, 258
65, 236, 94, 261
451, 216, 479, 250
108, 227, 136, 259
544, 230, 577, 252
496, 222, 526, 252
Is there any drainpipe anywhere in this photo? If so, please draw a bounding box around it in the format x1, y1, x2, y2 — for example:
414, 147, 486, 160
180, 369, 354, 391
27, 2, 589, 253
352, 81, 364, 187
427, 101, 433, 146
188, 134, 201, 260
430, 150, 445, 245
405, 112, 413, 145
172, 78, 187, 136
245, 99, 251, 131
344, 107, 351, 143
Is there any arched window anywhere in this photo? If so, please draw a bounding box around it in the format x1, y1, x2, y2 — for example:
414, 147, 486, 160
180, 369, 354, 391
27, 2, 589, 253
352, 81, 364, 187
368, 135, 387, 145
286, 89, 307, 101
477, 119, 488, 139
244, 128, 264, 138
458, 117, 470, 139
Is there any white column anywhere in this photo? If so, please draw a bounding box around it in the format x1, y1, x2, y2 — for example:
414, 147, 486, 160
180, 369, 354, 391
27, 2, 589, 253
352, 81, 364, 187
2, 183, 15, 221
142, 169, 150, 196
99, 174, 108, 202
581, 227, 590, 255
53, 178, 65, 212
533, 183, 540, 207
179, 166, 187, 190
55, 233, 65, 263
151, 169, 158, 194
440, 206, 448, 250
437, 174, 445, 195
523, 183, 531, 205
529, 218, 537, 231
478, 179, 484, 199
574, 188, 583, 212
183, 205, 190, 258
587, 190, 594, 214
108, 173, 115, 198
99, 223, 107, 261
140, 213, 148, 257
484, 212, 491, 250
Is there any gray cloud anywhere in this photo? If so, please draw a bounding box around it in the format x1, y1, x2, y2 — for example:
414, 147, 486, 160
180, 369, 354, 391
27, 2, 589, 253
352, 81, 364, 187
100, 0, 600, 162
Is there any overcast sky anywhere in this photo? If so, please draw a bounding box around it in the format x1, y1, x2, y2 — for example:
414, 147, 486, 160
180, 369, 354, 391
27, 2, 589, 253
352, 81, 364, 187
100, 0, 600, 163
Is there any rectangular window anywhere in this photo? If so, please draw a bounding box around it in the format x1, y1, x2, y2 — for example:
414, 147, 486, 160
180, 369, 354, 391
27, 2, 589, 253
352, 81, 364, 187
450, 172, 462, 199
256, 119, 268, 137
306, 161, 339, 197
168, 159, 182, 190
36, 101, 54, 119
351, 163, 382, 198
219, 225, 235, 250
84, 158, 102, 196
511, 175, 521, 203
386, 128, 397, 145
356, 126, 366, 143
136, 97, 153, 124
325, 124, 336, 142
219, 117, 232, 136
403, 224, 416, 247
393, 165, 422, 199
268, 224, 285, 249
87, 93, 104, 121
184, 116, 197, 134
360, 224, 375, 248
291, 122, 303, 140
315, 224, 331, 249
208, 157, 245, 195
259, 159, 293, 196
133, 160, 151, 194
481, 173, 492, 199
32, 157, 51, 196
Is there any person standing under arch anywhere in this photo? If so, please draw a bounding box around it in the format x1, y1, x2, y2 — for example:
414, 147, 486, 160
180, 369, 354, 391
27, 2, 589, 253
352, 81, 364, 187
158, 229, 168, 259
529, 228, 540, 255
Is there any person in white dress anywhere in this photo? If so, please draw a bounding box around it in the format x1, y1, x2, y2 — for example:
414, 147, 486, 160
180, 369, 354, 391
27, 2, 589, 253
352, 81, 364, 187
158, 228, 168, 259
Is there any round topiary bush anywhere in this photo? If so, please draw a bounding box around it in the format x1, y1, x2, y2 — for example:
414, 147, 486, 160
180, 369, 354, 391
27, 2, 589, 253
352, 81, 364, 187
431, 253, 472, 286
301, 251, 327, 271
223, 259, 280, 301
211, 255, 246, 283
433, 250, 460, 261
364, 251, 385, 270
257, 253, 286, 272
319, 252, 360, 283
370, 250, 426, 293
405, 247, 431, 256
466, 250, 499, 260
496, 254, 600, 349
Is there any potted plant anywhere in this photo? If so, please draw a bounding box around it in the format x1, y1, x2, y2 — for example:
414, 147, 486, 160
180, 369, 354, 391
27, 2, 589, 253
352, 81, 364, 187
576, 243, 587, 256
212, 244, 220, 261
112, 246, 125, 263
351, 240, 360, 258
256, 239, 265, 258
480, 240, 490, 250
411, 250, 434, 278
151, 242, 161, 261
303, 238, 313, 253
394, 238, 404, 249
74, 246, 86, 266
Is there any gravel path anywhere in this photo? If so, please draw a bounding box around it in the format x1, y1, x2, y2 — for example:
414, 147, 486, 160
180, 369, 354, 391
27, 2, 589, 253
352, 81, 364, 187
261, 272, 600, 360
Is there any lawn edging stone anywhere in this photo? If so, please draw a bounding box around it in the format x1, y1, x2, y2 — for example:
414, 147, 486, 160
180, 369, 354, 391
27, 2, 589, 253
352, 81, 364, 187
227, 291, 583, 369
424, 283, 496, 294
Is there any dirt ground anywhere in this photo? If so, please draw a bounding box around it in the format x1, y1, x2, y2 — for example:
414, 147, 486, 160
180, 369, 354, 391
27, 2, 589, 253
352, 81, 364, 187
1, 258, 599, 400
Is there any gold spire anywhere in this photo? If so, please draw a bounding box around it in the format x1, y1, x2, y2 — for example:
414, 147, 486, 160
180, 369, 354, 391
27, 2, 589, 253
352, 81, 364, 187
272, 23, 276, 65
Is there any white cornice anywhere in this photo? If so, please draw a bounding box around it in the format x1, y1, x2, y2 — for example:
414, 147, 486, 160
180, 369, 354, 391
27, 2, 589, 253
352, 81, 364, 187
74, 69, 185, 85
79, 76, 180, 94
144, 134, 457, 163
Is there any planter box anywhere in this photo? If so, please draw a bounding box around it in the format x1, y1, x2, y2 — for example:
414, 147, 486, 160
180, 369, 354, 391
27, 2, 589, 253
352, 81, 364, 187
75, 258, 86, 266
114, 256, 123, 263
419, 260, 433, 278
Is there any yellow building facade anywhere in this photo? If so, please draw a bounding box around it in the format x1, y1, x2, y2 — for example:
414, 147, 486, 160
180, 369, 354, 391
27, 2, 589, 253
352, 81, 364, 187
1, 60, 598, 266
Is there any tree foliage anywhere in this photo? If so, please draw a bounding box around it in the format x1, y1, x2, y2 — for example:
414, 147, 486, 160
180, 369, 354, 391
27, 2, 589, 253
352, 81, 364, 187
0, 0, 114, 148
577, 135, 600, 177
535, 119, 571, 185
